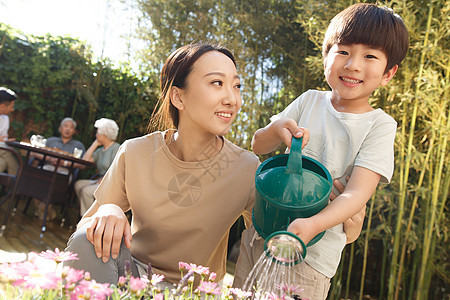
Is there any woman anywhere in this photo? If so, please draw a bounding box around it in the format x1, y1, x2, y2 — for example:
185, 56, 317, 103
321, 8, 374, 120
64, 43, 261, 285
74, 118, 120, 217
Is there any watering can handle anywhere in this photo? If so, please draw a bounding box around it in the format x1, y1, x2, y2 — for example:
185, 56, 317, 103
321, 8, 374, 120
286, 137, 303, 173
291, 136, 303, 154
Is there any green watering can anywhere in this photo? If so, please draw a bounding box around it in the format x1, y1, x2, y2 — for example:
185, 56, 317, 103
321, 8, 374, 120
252, 137, 332, 265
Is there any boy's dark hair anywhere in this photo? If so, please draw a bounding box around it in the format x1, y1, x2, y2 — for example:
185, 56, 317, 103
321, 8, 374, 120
322, 3, 409, 73
0, 87, 17, 104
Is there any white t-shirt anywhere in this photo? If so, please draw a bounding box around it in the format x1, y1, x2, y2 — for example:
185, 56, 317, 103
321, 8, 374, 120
271, 89, 396, 277
0, 115, 10, 147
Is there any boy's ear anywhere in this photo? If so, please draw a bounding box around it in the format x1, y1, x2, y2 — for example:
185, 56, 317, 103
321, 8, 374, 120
380, 65, 399, 86
170, 87, 184, 111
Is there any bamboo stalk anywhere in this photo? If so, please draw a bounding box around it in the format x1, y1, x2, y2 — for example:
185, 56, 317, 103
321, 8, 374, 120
344, 242, 355, 300
416, 93, 449, 298
394, 128, 435, 299
359, 194, 375, 300
387, 1, 434, 298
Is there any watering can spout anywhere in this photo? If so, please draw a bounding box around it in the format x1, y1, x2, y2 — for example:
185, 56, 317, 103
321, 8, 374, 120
264, 231, 307, 265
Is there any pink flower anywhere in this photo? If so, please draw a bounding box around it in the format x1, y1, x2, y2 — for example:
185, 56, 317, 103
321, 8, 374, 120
230, 287, 253, 299
118, 276, 127, 286
39, 248, 79, 264
63, 266, 85, 284
197, 281, 221, 295
0, 262, 23, 281
8, 260, 60, 290
129, 276, 148, 292
277, 283, 304, 295
178, 262, 210, 275
154, 293, 164, 300
179, 262, 190, 271
209, 272, 217, 282
266, 292, 287, 300
74, 279, 113, 300
188, 263, 210, 276
151, 274, 164, 286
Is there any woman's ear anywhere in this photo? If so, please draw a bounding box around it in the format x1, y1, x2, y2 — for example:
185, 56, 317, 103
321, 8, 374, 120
170, 87, 184, 110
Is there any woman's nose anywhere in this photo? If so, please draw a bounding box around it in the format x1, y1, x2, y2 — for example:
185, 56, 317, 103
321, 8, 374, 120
223, 87, 240, 106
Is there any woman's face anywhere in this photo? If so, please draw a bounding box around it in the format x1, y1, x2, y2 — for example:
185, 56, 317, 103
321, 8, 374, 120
174, 51, 242, 137
95, 130, 107, 143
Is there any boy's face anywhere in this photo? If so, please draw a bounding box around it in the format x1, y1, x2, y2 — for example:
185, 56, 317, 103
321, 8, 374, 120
324, 44, 398, 105
0, 101, 15, 115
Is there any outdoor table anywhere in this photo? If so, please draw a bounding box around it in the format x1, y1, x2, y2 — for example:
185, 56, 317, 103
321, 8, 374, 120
4, 140, 94, 237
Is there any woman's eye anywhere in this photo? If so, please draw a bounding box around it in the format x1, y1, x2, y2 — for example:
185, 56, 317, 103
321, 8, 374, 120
235, 83, 242, 89
212, 80, 223, 86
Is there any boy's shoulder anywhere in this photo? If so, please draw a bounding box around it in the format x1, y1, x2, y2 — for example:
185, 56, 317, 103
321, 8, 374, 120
291, 89, 330, 108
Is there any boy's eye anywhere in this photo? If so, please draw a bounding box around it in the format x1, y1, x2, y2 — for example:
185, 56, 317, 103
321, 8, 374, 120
366, 54, 377, 59
337, 50, 348, 55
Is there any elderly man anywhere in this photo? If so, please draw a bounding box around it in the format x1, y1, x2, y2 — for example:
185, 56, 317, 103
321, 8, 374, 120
33, 117, 86, 220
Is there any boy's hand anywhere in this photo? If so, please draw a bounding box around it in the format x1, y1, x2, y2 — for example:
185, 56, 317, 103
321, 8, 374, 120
287, 217, 317, 246
274, 119, 309, 149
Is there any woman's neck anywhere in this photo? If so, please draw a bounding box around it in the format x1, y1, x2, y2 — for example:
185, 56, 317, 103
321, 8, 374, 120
102, 139, 115, 150
167, 131, 223, 162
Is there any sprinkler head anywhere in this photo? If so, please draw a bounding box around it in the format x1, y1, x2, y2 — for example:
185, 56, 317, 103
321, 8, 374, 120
264, 231, 307, 265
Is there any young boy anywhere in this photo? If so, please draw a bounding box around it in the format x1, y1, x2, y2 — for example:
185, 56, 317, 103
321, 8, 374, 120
0, 87, 18, 175
233, 3, 409, 299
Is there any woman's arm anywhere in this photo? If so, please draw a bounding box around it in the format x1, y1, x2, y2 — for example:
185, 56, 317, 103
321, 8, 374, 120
288, 166, 379, 245
82, 139, 101, 162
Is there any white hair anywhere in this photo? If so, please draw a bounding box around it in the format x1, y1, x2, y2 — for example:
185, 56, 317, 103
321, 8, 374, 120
94, 118, 119, 140
60, 117, 77, 128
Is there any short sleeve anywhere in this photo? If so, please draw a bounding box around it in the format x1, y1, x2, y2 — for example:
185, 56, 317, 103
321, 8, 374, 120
355, 118, 397, 183
93, 142, 130, 211
270, 93, 306, 124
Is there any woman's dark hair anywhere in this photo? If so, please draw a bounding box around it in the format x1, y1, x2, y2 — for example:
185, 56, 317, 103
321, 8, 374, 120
322, 3, 409, 73
149, 43, 236, 132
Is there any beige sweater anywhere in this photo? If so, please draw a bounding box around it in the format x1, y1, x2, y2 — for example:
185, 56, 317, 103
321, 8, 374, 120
95, 131, 259, 283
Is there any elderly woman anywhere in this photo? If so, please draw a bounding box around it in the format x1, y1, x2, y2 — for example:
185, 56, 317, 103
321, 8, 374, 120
75, 118, 120, 217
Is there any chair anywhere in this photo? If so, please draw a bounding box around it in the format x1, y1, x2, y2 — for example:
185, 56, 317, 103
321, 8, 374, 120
0, 146, 23, 236
1, 150, 76, 237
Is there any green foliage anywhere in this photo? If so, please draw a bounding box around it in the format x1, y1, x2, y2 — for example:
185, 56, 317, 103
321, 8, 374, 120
133, 0, 321, 150
0, 23, 159, 148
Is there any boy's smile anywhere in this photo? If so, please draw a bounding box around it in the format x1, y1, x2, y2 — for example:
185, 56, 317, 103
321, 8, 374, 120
324, 43, 397, 112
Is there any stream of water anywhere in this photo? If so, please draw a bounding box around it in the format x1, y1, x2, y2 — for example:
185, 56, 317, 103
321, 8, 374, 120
243, 245, 305, 299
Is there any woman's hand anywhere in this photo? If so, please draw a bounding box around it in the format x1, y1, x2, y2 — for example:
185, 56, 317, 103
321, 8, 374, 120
331, 177, 366, 244
85, 204, 132, 262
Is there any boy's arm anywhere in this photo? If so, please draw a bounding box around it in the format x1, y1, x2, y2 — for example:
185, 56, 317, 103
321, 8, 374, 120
287, 166, 380, 245
252, 118, 309, 154
331, 177, 366, 244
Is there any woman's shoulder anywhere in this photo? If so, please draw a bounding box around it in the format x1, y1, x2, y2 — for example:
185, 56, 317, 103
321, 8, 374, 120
122, 132, 163, 146
223, 138, 260, 165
